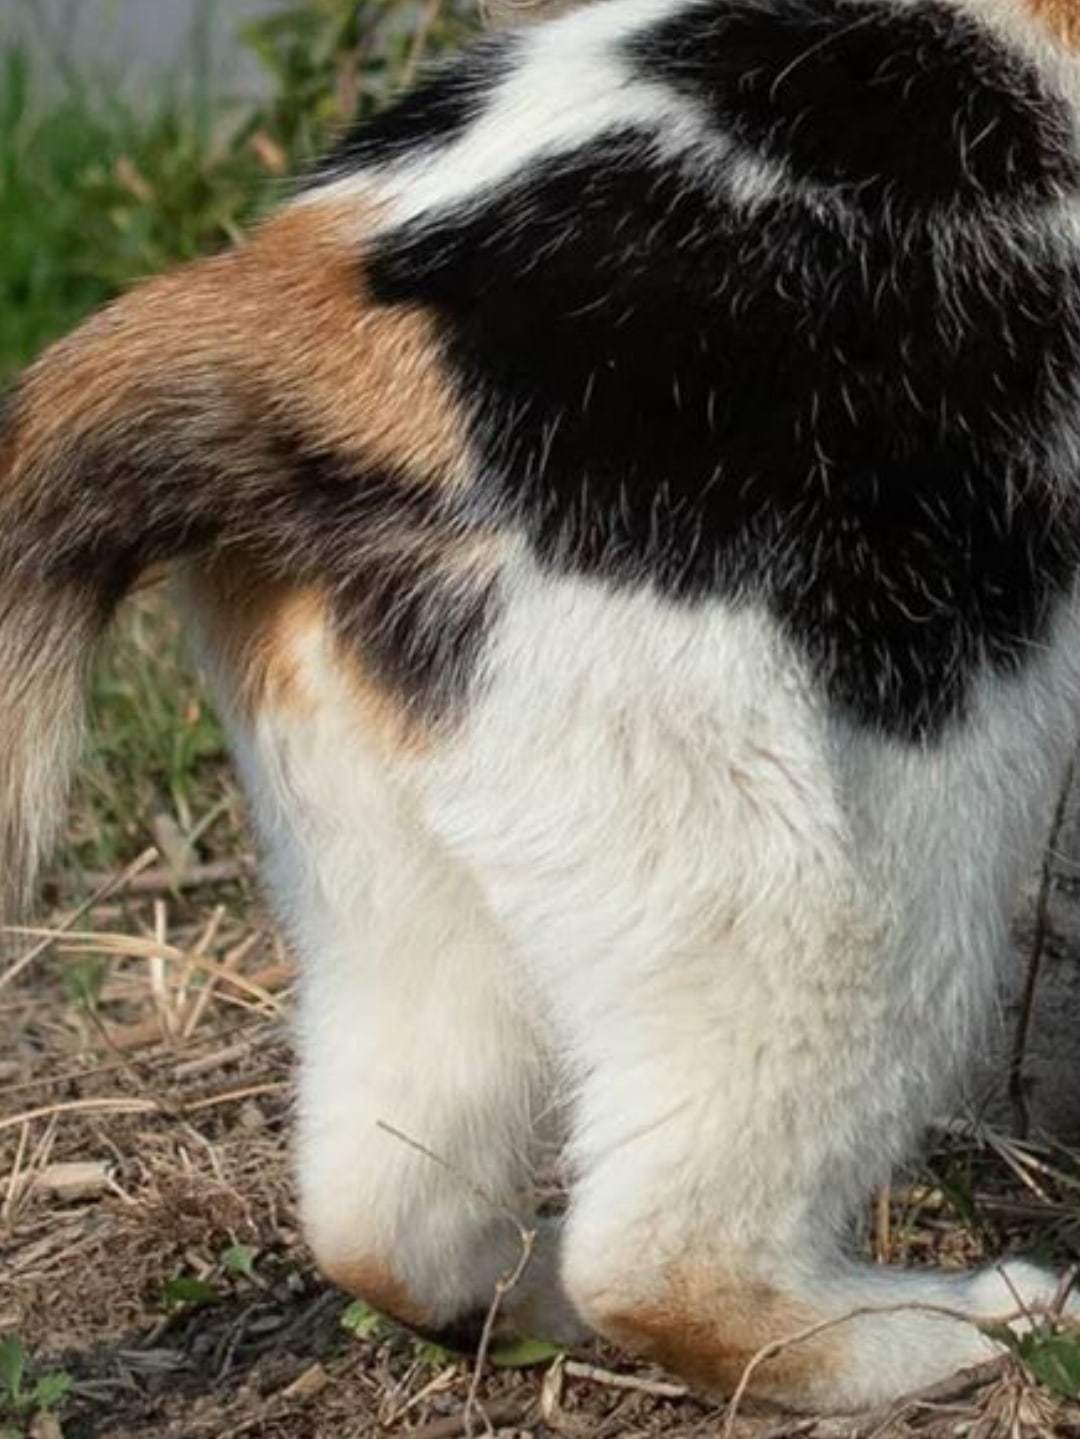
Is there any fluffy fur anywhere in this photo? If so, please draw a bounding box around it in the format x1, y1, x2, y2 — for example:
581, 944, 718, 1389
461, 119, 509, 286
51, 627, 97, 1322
5, 0, 1080, 1412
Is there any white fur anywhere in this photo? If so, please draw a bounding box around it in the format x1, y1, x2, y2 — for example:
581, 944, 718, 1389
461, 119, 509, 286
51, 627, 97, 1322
184, 549, 1080, 1408
311, 0, 733, 228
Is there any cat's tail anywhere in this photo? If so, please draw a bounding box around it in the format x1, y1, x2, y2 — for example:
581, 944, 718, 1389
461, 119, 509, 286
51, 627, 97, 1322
0, 263, 242, 922
0, 211, 326, 922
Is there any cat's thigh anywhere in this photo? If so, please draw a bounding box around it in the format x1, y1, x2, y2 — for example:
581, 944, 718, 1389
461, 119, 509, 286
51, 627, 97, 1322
180, 568, 577, 1342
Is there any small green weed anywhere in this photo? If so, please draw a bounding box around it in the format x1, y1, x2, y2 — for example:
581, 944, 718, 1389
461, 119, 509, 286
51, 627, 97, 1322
61, 599, 233, 881
340, 1301, 454, 1365
161, 1275, 222, 1312
160, 1246, 269, 1315
340, 1300, 564, 1370
984, 1321, 1080, 1399
341, 1299, 387, 1341
0, 1337, 72, 1430
413, 1339, 457, 1366
221, 1243, 261, 1282
488, 1337, 565, 1368
61, 953, 110, 1012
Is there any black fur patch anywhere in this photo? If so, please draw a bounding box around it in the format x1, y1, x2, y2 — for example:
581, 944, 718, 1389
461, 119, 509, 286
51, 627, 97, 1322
403, 1310, 488, 1354
369, 133, 1080, 739
308, 36, 518, 183
256, 427, 496, 721
626, 0, 1078, 206
14, 400, 493, 726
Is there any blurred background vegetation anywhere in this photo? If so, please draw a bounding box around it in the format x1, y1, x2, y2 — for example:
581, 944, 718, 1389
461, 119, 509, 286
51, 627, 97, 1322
1, 0, 474, 377
0, 0, 474, 884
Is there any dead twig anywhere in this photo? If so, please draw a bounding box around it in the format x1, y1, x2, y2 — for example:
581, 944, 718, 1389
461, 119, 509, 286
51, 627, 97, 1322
563, 1359, 689, 1398
172, 1030, 279, 1081
181, 932, 261, 1039
64, 857, 254, 898
373, 1119, 538, 1439
1051, 1262, 1080, 1318
1, 1119, 32, 1226
1009, 755, 1074, 1139
381, 1364, 459, 1428
0, 1096, 160, 1134
175, 904, 227, 1024
412, 1399, 530, 1439
0, 1080, 285, 1133
1, 1160, 113, 1204
81, 994, 184, 1122
0, 846, 158, 992
874, 1183, 892, 1264
183, 1081, 287, 1114
7, 929, 284, 1010
464, 1225, 536, 1438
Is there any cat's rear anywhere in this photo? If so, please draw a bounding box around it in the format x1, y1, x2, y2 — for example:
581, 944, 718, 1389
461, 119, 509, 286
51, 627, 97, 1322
4, 0, 1080, 1411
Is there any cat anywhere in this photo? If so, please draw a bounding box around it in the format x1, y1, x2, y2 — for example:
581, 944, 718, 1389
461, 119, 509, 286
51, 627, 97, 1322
4, 0, 1080, 1412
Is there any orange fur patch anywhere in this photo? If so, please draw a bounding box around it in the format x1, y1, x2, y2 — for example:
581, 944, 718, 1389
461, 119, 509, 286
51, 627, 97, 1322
1024, 0, 1080, 45
595, 1269, 838, 1402
184, 560, 321, 719
313, 1251, 430, 1329
183, 557, 432, 755
12, 196, 472, 494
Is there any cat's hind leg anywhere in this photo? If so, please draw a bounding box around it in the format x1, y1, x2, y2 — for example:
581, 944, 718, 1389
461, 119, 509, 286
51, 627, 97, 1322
421, 575, 1080, 1410
181, 562, 579, 1346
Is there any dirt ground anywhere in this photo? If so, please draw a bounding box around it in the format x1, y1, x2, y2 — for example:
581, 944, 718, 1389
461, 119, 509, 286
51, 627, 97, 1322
5, 767, 1080, 1438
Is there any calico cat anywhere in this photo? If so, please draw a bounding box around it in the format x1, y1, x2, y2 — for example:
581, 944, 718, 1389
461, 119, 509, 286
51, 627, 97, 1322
4, 0, 1080, 1411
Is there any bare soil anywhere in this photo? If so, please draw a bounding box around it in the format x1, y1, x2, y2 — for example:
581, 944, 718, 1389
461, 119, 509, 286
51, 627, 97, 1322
5, 772, 1080, 1438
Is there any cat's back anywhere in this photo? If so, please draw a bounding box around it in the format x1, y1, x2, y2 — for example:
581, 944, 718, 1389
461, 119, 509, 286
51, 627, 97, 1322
299, 0, 1080, 743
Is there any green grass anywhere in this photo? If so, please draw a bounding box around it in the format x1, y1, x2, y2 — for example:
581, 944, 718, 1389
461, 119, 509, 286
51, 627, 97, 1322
1, 0, 471, 882
0, 1334, 71, 1436
0, 48, 117, 375
0, 10, 262, 373
0, 0, 472, 379
62, 601, 235, 881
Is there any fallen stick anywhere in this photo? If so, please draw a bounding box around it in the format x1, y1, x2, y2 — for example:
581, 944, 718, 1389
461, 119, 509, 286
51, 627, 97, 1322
563, 1359, 689, 1398
0, 1081, 286, 1134
10, 1160, 113, 1201
172, 1033, 276, 1080
103, 1014, 171, 1053
0, 847, 158, 992
63, 857, 256, 898
412, 1398, 529, 1439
